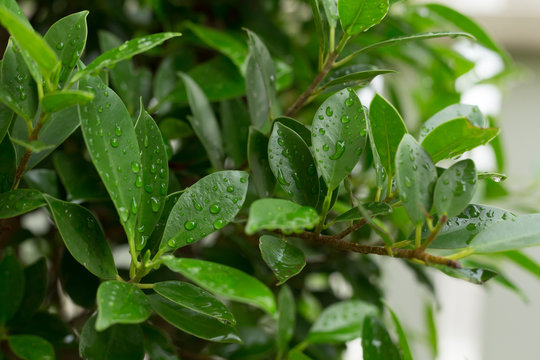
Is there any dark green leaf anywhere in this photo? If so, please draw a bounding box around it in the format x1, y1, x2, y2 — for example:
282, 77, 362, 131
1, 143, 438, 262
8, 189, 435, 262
433, 159, 477, 218
0, 135, 16, 192
96, 281, 152, 331
383, 303, 413, 360
12, 258, 47, 323
0, 189, 45, 219
60, 250, 99, 308
338, 0, 389, 35
23, 169, 60, 198
80, 315, 144, 360
44, 11, 88, 85
79, 75, 141, 240
248, 127, 275, 198
277, 285, 295, 354
8, 335, 55, 360
333, 202, 392, 223
434, 265, 497, 284
148, 294, 241, 343
0, 102, 14, 143
310, 0, 326, 56
41, 90, 94, 113
395, 134, 437, 225
144, 191, 182, 255
72, 32, 181, 83
274, 116, 312, 146
179, 72, 224, 169
259, 235, 306, 284
0, 248, 24, 324
319, 69, 395, 93
43, 195, 117, 279
362, 315, 400, 360
312, 88, 368, 190
220, 99, 250, 167
306, 300, 378, 344
246, 199, 319, 235
269, 122, 319, 207
154, 281, 235, 324
161, 256, 276, 314
142, 324, 179, 360
419, 104, 486, 141
134, 104, 168, 250
160, 170, 249, 251
159, 118, 193, 140
10, 138, 55, 153
288, 350, 313, 360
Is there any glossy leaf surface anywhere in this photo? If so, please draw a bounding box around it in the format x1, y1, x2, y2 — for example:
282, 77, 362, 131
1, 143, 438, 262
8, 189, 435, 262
312, 88, 367, 190
248, 127, 275, 198
362, 316, 400, 360
259, 235, 306, 284
333, 202, 392, 223
162, 256, 276, 314
96, 281, 152, 331
0, 248, 24, 324
23, 169, 60, 198
246, 199, 319, 235
433, 159, 477, 218
434, 265, 497, 284
319, 69, 394, 93
274, 116, 312, 146
338, 0, 389, 35
0, 189, 45, 219
10, 138, 54, 153
160, 171, 249, 250
41, 90, 94, 113
154, 281, 235, 324
419, 104, 486, 142
44, 195, 117, 279
268, 122, 319, 207
8, 335, 55, 360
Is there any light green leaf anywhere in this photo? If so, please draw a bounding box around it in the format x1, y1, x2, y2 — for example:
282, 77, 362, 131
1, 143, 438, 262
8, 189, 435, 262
134, 103, 168, 250
362, 315, 400, 360
248, 127, 275, 198
96, 281, 152, 331
259, 235, 306, 285
319, 69, 395, 93
277, 285, 295, 354
71, 32, 181, 83
41, 90, 94, 113
321, 0, 339, 28
179, 72, 224, 169
161, 256, 276, 314
395, 134, 437, 225
8, 335, 55, 360
434, 265, 497, 284
288, 350, 313, 360
419, 104, 486, 142
43, 195, 117, 279
368, 93, 407, 183
433, 159, 477, 218
0, 248, 24, 324
154, 281, 235, 324
333, 202, 392, 223
160, 171, 249, 251
269, 122, 319, 207
246, 198, 319, 235
383, 303, 413, 360
0, 135, 16, 192
78, 75, 141, 240
147, 294, 241, 343
338, 0, 389, 35
44, 11, 88, 85
80, 315, 144, 360
0, 189, 45, 219
306, 300, 378, 344
312, 88, 368, 190
503, 250, 540, 281
10, 138, 55, 153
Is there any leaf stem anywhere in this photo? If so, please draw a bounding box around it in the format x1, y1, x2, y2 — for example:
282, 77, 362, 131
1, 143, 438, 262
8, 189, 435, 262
415, 224, 422, 248
418, 214, 447, 252
315, 187, 333, 236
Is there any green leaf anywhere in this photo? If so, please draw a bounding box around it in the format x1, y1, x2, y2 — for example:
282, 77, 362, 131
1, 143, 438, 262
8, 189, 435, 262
383, 303, 413, 360
333, 202, 392, 223
8, 335, 55, 360
0, 189, 45, 219
154, 281, 235, 324
148, 294, 241, 343
319, 69, 395, 93
306, 300, 378, 344
246, 199, 319, 235
277, 285, 295, 354
503, 250, 540, 281
161, 256, 276, 314
321, 0, 339, 28
274, 116, 312, 146
425, 304, 438, 358
43, 195, 117, 279
0, 248, 24, 324
41, 90, 94, 113
220, 99, 250, 168
60, 251, 99, 308
248, 127, 275, 198
288, 350, 313, 360
269, 122, 319, 207
0, 102, 14, 143
134, 103, 168, 250
259, 235, 306, 285
179, 72, 224, 169
0, 5, 59, 85
159, 117, 193, 140
53, 152, 107, 202
433, 159, 477, 218
0, 135, 16, 192
144, 191, 182, 255
429, 204, 514, 249
395, 134, 437, 225
245, 29, 277, 129
96, 281, 152, 331
361, 315, 400, 360
78, 75, 141, 240
419, 104, 486, 142
160, 170, 249, 251
368, 94, 407, 183
310, 0, 326, 56
80, 315, 144, 360
421, 117, 499, 163
12, 258, 47, 323
71, 32, 181, 83
470, 214, 540, 254
10, 138, 55, 153
44, 11, 88, 85
23, 169, 60, 198
338, 0, 389, 35
434, 265, 497, 284
424, 4, 511, 66
312, 88, 368, 190
141, 324, 179, 360
0, 41, 38, 121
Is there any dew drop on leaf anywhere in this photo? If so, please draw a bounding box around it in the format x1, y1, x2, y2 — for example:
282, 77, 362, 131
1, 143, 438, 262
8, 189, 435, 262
184, 220, 197, 230
210, 203, 221, 214
329, 140, 346, 160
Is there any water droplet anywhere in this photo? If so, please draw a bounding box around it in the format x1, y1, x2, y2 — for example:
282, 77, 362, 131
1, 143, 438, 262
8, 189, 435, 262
168, 239, 176, 248
213, 218, 226, 230
319, 128, 326, 135
404, 176, 412, 188
110, 137, 119, 148
325, 106, 333, 117
144, 184, 153, 193
192, 199, 203, 211
466, 223, 477, 231
277, 138, 285, 146
98, 106, 104, 113
184, 220, 197, 230
277, 169, 290, 186
345, 97, 354, 107
56, 42, 64, 50
150, 164, 157, 174
151, 197, 160, 212
401, 192, 408, 202
240, 177, 247, 183
318, 115, 324, 120
443, 179, 449, 185
329, 140, 345, 160
115, 124, 122, 136
160, 183, 167, 195
118, 207, 129, 222
131, 198, 138, 214
226, 185, 234, 193
135, 175, 143, 188
341, 115, 350, 124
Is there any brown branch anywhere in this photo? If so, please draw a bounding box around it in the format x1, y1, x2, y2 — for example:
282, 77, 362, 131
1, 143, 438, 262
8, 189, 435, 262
11, 118, 45, 190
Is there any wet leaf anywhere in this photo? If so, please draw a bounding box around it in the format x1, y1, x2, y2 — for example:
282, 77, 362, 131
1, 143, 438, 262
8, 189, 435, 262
0, 248, 24, 324
41, 90, 94, 113
434, 265, 497, 284
319, 69, 395, 93
162, 256, 276, 314
246, 199, 319, 235
144, 191, 182, 255
321, 0, 339, 28
8, 335, 55, 360
338, 0, 389, 35
10, 138, 55, 153
333, 202, 391, 223
220, 99, 250, 167
0, 103, 14, 143
274, 116, 312, 146
248, 127, 275, 198
0, 135, 16, 192
44, 195, 117, 279
433, 159, 477, 218
362, 315, 400, 360
419, 104, 486, 141
0, 189, 45, 219
259, 235, 306, 284
383, 303, 413, 360
23, 169, 60, 198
